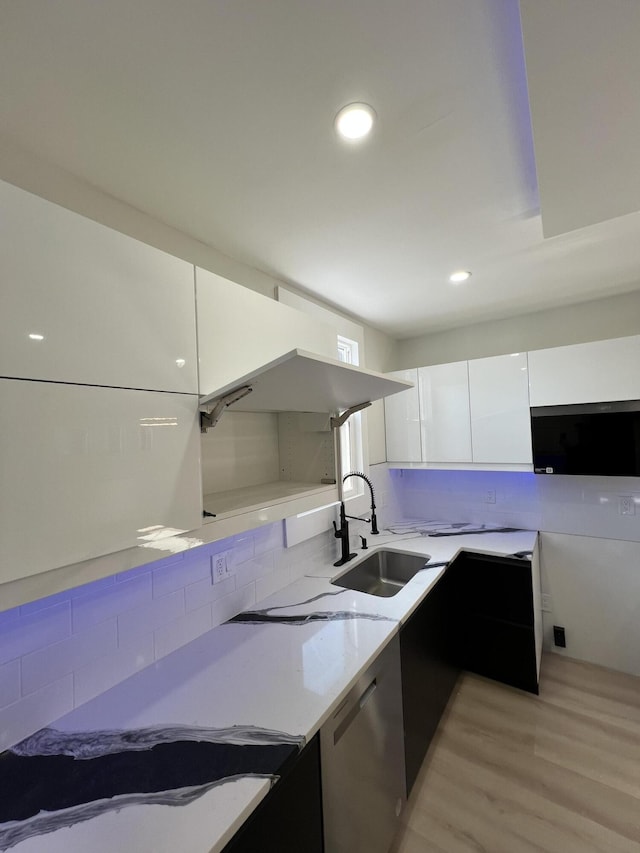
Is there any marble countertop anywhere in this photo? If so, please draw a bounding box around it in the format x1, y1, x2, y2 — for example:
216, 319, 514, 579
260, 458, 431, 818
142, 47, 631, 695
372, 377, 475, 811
0, 523, 537, 853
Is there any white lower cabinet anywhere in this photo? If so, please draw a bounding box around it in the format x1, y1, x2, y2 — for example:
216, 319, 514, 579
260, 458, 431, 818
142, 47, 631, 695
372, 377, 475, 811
418, 361, 472, 463
384, 369, 421, 462
0, 379, 202, 586
468, 352, 533, 464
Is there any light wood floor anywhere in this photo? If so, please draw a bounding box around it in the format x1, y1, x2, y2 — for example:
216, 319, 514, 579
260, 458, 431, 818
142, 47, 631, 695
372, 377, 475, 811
390, 654, 640, 852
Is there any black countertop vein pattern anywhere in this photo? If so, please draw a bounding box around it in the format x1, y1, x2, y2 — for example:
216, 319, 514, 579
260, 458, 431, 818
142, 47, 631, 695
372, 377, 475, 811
0, 724, 303, 851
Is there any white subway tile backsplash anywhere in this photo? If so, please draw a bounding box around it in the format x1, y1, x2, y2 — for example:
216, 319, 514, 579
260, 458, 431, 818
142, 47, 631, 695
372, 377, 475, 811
0, 660, 20, 709
72, 573, 152, 633
0, 675, 73, 752
117, 591, 185, 646
69, 575, 117, 598
185, 575, 235, 612
152, 553, 210, 598
21, 619, 118, 696
226, 534, 254, 567
19, 589, 72, 616
233, 552, 275, 589
73, 635, 154, 707
255, 565, 291, 603
0, 517, 333, 749
153, 605, 212, 660
211, 585, 256, 627
0, 602, 71, 666
253, 522, 284, 555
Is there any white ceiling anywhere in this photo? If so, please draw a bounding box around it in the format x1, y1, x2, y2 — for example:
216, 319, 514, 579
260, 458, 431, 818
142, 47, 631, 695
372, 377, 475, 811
1, 0, 639, 339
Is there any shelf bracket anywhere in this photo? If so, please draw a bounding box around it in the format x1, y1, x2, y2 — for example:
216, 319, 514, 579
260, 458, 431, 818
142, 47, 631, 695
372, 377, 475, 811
330, 401, 371, 430
200, 385, 253, 433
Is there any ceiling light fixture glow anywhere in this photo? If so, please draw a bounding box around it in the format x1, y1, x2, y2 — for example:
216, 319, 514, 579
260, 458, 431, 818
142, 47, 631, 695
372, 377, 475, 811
449, 270, 471, 283
335, 103, 376, 141
28, 333, 45, 341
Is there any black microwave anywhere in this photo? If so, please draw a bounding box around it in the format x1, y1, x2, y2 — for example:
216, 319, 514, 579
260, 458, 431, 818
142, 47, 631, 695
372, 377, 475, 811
530, 400, 640, 476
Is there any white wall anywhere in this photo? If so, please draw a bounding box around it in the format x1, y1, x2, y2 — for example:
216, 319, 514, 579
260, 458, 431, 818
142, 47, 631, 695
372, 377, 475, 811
395, 288, 640, 368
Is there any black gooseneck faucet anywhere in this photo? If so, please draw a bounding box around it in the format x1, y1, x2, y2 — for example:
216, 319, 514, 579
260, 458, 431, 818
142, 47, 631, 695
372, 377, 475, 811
333, 471, 379, 567
342, 471, 379, 535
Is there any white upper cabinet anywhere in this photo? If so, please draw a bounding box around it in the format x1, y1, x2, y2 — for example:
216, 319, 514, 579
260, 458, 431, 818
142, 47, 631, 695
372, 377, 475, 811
0, 180, 198, 393
196, 268, 337, 397
528, 335, 640, 407
384, 369, 421, 462
418, 361, 472, 463
468, 352, 532, 464
0, 379, 202, 586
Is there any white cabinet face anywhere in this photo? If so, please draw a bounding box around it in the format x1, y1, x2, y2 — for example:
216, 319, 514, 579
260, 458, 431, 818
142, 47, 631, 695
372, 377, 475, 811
0, 180, 198, 393
468, 352, 533, 463
196, 268, 337, 397
0, 379, 202, 585
384, 369, 421, 462
528, 335, 640, 407
418, 362, 472, 463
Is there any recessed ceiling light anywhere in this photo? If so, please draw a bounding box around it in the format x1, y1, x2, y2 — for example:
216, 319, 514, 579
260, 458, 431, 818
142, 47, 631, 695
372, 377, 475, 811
449, 270, 471, 283
28, 333, 44, 341
335, 103, 376, 141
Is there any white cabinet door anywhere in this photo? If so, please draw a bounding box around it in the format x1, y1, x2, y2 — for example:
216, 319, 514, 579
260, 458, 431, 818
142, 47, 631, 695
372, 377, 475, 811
528, 335, 640, 407
384, 369, 421, 462
418, 361, 472, 463
0, 180, 198, 393
468, 353, 532, 463
0, 379, 202, 586
196, 268, 337, 397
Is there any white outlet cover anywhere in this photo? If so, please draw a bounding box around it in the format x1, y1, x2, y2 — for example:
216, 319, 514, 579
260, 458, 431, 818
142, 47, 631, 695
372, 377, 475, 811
212, 551, 227, 583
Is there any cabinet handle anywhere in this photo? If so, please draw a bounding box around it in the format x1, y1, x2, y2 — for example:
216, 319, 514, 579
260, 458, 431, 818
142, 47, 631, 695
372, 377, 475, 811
333, 679, 378, 746
359, 679, 377, 709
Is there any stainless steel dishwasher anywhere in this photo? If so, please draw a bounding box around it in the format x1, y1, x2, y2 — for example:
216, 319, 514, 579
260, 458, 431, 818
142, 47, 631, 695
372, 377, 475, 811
320, 634, 406, 853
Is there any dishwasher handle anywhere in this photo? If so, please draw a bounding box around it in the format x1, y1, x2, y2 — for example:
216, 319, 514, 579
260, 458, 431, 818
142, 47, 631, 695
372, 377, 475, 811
333, 678, 377, 746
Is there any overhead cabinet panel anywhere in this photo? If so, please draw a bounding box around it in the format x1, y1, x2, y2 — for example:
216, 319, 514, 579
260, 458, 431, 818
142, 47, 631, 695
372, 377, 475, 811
468, 353, 532, 464
0, 378, 202, 586
0, 180, 198, 393
196, 268, 337, 398
384, 369, 421, 463
200, 349, 413, 414
418, 362, 472, 463
528, 335, 640, 407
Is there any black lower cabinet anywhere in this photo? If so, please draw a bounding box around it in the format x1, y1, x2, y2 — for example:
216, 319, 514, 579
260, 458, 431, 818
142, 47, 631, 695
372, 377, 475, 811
400, 568, 461, 796
452, 552, 539, 695
221, 734, 324, 853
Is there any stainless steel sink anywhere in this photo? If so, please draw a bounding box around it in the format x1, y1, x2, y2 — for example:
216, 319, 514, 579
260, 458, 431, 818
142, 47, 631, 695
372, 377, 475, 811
331, 548, 428, 597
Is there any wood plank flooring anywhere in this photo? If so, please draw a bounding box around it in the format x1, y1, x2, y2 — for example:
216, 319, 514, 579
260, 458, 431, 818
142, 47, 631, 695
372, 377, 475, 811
390, 654, 640, 852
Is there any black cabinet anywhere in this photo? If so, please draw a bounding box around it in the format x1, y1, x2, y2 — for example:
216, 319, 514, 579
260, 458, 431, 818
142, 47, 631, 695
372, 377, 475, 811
221, 735, 324, 853
400, 568, 461, 796
452, 552, 538, 695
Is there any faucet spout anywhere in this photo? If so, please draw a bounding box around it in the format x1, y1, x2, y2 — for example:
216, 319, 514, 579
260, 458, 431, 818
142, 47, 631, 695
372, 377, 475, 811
342, 472, 379, 535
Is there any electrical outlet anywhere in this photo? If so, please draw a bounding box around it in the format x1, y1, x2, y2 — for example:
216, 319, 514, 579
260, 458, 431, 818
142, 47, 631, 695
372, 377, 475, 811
224, 553, 236, 578
619, 496, 635, 516
212, 552, 227, 584
541, 593, 552, 612
484, 489, 496, 504
553, 625, 566, 648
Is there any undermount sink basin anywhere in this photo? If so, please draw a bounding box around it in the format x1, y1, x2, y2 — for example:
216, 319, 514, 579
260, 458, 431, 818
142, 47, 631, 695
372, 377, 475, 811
331, 549, 429, 597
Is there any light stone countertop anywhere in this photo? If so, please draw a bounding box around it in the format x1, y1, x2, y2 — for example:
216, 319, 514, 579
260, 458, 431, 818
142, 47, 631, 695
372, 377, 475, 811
1, 524, 538, 853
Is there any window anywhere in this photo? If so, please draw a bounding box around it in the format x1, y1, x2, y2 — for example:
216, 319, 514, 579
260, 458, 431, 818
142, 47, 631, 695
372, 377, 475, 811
336, 335, 363, 499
